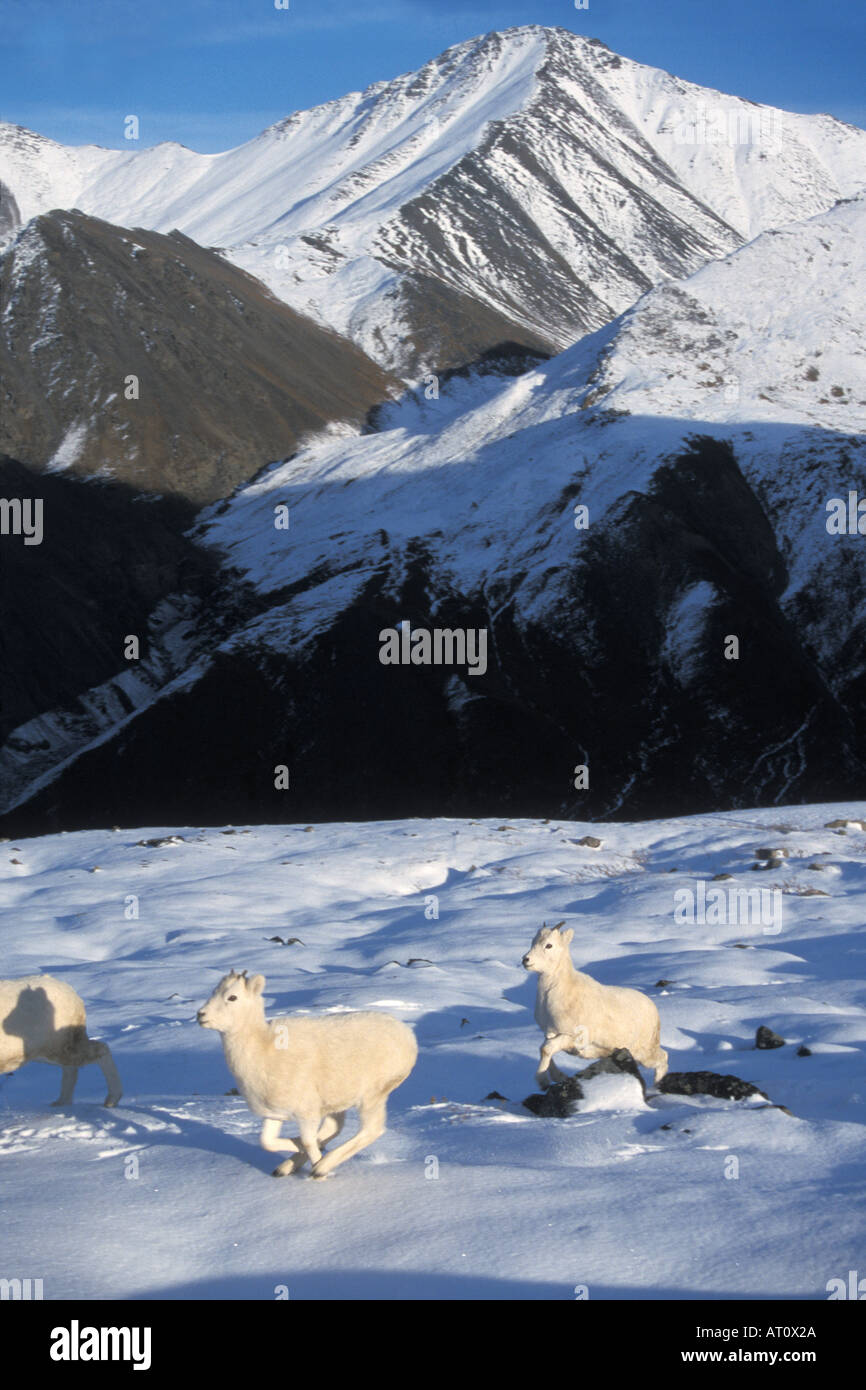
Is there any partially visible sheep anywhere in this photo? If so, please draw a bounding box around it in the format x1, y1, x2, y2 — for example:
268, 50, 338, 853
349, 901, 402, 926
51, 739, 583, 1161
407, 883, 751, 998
522, 923, 668, 1088
197, 970, 418, 1179
0, 975, 122, 1106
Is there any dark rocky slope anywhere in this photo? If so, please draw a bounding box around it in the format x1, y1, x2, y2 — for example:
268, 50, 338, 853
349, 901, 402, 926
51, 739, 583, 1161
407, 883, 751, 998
0, 454, 218, 747
0, 210, 397, 505
3, 432, 863, 834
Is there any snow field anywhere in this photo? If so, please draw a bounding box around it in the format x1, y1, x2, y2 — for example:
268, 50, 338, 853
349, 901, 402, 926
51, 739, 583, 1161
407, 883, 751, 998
1, 807, 864, 1298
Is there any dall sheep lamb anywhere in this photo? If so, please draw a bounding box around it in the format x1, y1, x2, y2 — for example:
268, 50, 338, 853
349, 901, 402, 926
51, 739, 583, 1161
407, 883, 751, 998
523, 923, 668, 1087
0, 975, 122, 1106
197, 970, 418, 1179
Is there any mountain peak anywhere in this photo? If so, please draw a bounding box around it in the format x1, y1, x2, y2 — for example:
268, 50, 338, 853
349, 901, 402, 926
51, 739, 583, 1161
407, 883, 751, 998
2, 29, 864, 378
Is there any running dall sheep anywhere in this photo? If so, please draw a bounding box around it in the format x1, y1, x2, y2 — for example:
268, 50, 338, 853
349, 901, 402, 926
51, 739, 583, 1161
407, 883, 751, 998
0, 975, 122, 1106
197, 970, 418, 1179
522, 923, 668, 1088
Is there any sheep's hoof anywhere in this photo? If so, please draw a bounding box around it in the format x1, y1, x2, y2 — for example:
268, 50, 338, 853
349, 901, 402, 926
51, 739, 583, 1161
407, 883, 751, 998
272, 1155, 305, 1177
104, 1096, 121, 1108
272, 1156, 300, 1178
310, 1163, 333, 1180
51, 1099, 71, 1108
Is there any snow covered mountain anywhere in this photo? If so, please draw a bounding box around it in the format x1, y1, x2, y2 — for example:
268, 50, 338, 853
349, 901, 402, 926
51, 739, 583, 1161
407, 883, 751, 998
0, 209, 395, 503
4, 192, 865, 831
1, 808, 864, 1298
2, 26, 864, 374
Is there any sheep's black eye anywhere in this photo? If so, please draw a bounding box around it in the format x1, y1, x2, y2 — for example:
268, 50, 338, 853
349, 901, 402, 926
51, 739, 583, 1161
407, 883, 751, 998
545, 943, 553, 949
227, 994, 237, 1002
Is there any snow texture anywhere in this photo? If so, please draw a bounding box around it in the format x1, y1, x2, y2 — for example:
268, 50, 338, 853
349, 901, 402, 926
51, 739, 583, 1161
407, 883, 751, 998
0, 806, 864, 1299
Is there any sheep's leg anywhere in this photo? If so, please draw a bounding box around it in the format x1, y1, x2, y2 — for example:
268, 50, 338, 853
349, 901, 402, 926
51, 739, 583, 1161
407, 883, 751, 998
311, 1095, 387, 1179
270, 1156, 307, 1176
272, 1114, 324, 1177
536, 1039, 555, 1089
537, 1033, 578, 1089
297, 1116, 322, 1167
92, 1042, 122, 1107
317, 1112, 346, 1149
270, 1113, 345, 1176
54, 1037, 122, 1107
261, 1118, 308, 1177
260, 1118, 301, 1154
51, 1066, 79, 1106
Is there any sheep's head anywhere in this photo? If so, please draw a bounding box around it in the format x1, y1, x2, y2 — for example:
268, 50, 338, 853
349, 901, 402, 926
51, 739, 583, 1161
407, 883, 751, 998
522, 922, 573, 973
197, 970, 266, 1031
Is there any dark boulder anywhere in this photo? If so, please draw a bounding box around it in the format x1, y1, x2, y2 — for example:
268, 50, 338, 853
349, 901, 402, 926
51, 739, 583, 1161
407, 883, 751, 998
522, 1078, 584, 1118
578, 1048, 648, 1100
522, 1047, 646, 1116
658, 1071, 767, 1102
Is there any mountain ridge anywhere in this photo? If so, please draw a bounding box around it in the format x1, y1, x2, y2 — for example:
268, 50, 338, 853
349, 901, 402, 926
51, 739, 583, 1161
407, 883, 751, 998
3, 26, 864, 375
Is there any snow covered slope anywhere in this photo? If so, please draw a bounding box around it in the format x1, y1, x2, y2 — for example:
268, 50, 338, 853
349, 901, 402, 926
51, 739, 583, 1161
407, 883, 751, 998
4, 192, 866, 830
188, 194, 866, 811
3, 27, 864, 372
202, 194, 866, 577
0, 807, 864, 1299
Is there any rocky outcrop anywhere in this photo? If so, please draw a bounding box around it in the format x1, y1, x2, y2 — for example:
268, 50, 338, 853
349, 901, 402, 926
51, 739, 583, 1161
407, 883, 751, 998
0, 179, 20, 247
0, 211, 396, 505
658, 1072, 768, 1101
522, 1048, 648, 1116
0, 454, 220, 765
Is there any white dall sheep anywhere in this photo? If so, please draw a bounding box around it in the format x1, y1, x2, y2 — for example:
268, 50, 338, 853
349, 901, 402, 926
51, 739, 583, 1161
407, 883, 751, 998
197, 970, 418, 1179
0, 975, 122, 1106
523, 923, 668, 1088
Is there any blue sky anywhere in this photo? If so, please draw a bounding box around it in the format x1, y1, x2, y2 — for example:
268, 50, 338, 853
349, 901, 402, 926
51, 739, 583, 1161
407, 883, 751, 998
4, 0, 865, 151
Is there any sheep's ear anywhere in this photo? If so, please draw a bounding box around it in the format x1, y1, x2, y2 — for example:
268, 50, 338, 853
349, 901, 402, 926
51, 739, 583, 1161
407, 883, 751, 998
563, 927, 574, 944
248, 974, 266, 996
